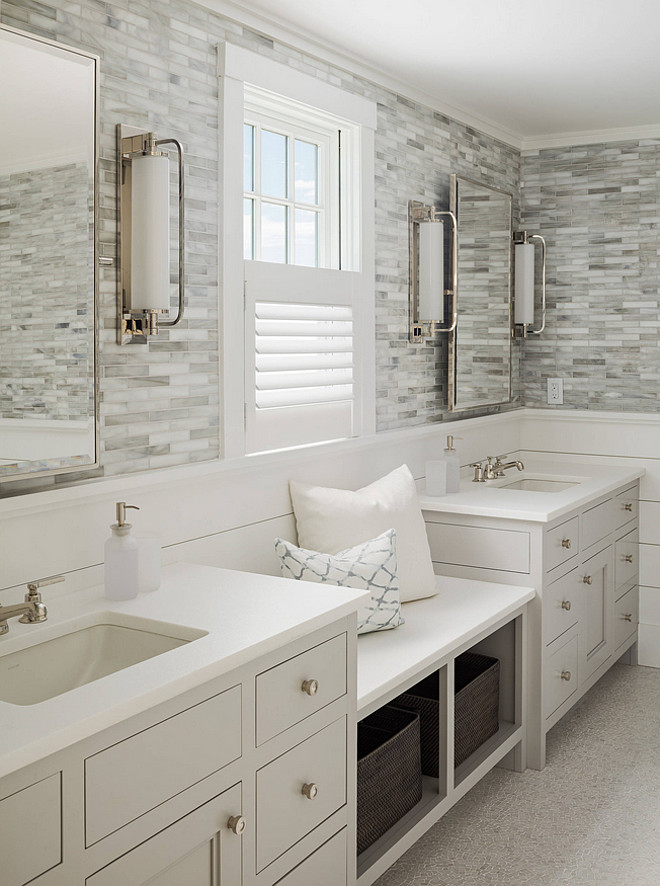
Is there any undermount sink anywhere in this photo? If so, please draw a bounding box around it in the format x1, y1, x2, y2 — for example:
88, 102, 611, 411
491, 473, 586, 493
0, 614, 207, 706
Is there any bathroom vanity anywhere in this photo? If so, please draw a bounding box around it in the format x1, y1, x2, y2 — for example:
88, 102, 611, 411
0, 564, 366, 886
420, 458, 643, 770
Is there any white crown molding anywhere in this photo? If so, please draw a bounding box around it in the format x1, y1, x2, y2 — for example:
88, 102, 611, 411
196, 0, 524, 149
521, 408, 660, 426
522, 123, 660, 152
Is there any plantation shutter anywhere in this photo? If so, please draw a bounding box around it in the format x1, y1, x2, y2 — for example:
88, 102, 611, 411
244, 261, 360, 453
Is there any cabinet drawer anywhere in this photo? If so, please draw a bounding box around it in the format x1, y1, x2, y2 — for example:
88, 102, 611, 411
614, 486, 639, 529
426, 522, 530, 573
275, 830, 347, 886
615, 527, 639, 589
545, 516, 579, 573
85, 685, 241, 846
256, 634, 347, 746
614, 585, 639, 651
0, 773, 61, 886
544, 567, 580, 645
544, 633, 578, 718
581, 499, 614, 551
256, 717, 346, 873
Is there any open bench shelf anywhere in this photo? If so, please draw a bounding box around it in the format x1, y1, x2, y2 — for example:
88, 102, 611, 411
355, 576, 533, 885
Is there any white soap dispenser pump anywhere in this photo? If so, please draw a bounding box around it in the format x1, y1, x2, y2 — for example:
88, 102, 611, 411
443, 435, 461, 493
104, 501, 140, 601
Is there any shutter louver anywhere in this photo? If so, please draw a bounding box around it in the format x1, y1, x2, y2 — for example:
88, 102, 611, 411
255, 302, 354, 409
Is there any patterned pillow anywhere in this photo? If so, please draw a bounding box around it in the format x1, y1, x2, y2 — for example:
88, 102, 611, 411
274, 529, 404, 635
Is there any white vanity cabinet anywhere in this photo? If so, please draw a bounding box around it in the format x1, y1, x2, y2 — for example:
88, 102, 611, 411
423, 479, 640, 770
0, 617, 356, 886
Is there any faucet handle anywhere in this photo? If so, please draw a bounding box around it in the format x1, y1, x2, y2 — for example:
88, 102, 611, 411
470, 462, 485, 482
26, 574, 64, 598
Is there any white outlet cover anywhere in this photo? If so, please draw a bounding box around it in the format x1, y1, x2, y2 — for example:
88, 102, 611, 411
547, 378, 564, 405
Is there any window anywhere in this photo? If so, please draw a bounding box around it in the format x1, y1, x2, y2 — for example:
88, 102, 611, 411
220, 44, 376, 457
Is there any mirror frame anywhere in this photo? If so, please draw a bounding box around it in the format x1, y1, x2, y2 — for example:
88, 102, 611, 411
0, 24, 100, 485
448, 173, 513, 413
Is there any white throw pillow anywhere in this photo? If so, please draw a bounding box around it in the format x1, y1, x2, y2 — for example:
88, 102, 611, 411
274, 529, 403, 635
289, 464, 437, 602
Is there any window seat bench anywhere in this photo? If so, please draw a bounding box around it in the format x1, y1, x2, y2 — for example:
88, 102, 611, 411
355, 574, 534, 885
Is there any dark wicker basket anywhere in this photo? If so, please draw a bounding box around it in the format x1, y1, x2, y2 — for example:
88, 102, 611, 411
454, 652, 500, 767
392, 672, 440, 777
357, 706, 422, 855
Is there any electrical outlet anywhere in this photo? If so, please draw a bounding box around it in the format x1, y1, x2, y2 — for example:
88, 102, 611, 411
547, 378, 564, 405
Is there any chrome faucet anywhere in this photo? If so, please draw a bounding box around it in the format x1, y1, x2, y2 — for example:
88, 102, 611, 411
471, 455, 525, 482
0, 574, 64, 636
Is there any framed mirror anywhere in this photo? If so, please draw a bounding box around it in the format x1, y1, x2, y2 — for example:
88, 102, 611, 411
0, 25, 98, 484
448, 174, 512, 412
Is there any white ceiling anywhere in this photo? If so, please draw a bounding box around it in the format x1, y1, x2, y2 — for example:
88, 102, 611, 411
205, 0, 660, 148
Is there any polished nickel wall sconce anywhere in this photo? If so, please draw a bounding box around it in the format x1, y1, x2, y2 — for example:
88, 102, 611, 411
513, 230, 546, 337
408, 200, 458, 343
117, 125, 185, 344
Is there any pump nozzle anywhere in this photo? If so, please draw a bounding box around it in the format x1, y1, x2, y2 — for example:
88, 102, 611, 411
116, 501, 140, 527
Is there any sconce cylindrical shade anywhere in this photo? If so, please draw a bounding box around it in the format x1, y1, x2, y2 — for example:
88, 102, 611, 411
514, 242, 535, 325
418, 220, 445, 324
130, 153, 170, 312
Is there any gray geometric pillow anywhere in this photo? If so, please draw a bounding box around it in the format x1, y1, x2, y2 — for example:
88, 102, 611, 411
274, 528, 404, 635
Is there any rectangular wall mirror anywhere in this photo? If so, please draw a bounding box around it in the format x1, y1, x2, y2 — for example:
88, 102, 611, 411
448, 174, 512, 412
0, 25, 99, 484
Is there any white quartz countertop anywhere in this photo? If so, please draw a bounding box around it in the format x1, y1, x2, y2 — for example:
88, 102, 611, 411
358, 575, 534, 715
0, 562, 368, 780
419, 458, 643, 523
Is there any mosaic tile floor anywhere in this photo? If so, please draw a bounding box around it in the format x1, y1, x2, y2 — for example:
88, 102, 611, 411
375, 663, 660, 886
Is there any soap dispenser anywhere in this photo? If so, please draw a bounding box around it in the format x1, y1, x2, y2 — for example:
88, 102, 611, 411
104, 502, 140, 601
426, 435, 462, 496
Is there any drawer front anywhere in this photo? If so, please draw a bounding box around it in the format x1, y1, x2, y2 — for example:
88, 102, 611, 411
615, 527, 639, 589
86, 783, 242, 886
545, 516, 579, 573
256, 634, 347, 746
426, 522, 530, 573
0, 772, 61, 886
544, 567, 580, 645
614, 585, 639, 650
275, 830, 347, 886
256, 717, 346, 873
614, 486, 639, 529
85, 685, 241, 846
581, 499, 614, 551
544, 633, 578, 718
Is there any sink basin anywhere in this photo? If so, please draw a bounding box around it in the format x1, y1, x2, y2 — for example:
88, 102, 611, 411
499, 478, 579, 492
488, 472, 587, 493
0, 614, 207, 706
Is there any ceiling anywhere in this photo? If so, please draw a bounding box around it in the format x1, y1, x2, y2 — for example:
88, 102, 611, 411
205, 0, 660, 148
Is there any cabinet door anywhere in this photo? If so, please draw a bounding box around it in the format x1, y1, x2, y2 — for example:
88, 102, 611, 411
86, 783, 242, 886
579, 546, 613, 682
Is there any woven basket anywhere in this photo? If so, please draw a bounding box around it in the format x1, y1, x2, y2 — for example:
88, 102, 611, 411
357, 706, 422, 855
455, 652, 500, 766
392, 672, 440, 777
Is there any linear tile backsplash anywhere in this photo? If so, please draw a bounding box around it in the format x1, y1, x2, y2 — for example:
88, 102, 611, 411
521, 140, 660, 412
1, 0, 520, 492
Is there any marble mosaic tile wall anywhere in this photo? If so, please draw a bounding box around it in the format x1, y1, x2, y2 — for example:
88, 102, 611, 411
0, 162, 93, 421
0, 0, 521, 490
520, 140, 660, 411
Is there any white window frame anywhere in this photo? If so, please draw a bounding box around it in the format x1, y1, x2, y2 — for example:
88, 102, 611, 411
219, 43, 376, 458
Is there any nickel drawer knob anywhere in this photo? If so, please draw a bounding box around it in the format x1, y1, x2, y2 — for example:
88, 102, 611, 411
582, 575, 592, 585
561, 600, 572, 611
227, 815, 246, 835
561, 538, 572, 549
301, 782, 318, 800
624, 503, 633, 512
301, 679, 319, 696
623, 554, 634, 563
623, 613, 633, 622
561, 670, 572, 682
